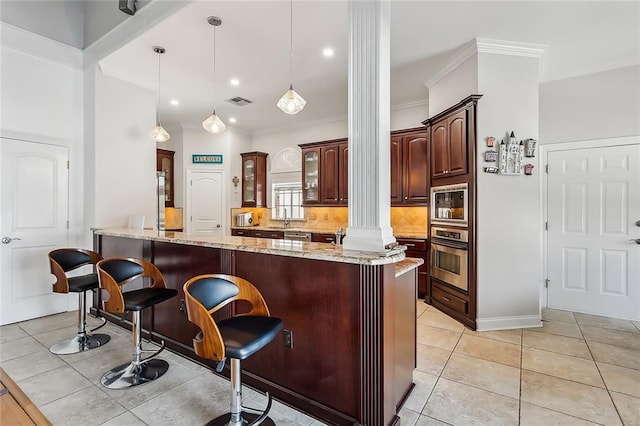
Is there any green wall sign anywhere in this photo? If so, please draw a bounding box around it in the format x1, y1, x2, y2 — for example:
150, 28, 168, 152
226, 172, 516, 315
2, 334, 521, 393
192, 154, 223, 164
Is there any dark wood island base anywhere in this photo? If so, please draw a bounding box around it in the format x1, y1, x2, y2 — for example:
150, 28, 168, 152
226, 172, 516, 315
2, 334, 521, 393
92, 230, 420, 426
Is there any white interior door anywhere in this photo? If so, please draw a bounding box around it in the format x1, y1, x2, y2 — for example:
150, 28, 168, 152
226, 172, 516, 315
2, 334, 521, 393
186, 170, 224, 236
1, 138, 69, 325
547, 144, 640, 320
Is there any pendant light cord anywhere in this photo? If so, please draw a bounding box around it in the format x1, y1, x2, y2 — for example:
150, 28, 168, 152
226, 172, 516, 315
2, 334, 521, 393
214, 25, 217, 111
156, 51, 161, 125
289, 0, 293, 86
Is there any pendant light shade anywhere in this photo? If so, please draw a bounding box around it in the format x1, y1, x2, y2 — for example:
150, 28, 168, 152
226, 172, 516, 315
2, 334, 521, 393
149, 125, 170, 142
277, 84, 307, 115
277, 0, 306, 114
150, 46, 170, 142
203, 16, 225, 134
202, 110, 226, 134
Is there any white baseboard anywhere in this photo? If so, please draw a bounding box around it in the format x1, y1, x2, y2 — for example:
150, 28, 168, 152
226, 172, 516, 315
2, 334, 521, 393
476, 315, 542, 331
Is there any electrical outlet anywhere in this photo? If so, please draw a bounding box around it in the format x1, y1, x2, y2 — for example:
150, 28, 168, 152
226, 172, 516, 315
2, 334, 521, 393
283, 329, 293, 349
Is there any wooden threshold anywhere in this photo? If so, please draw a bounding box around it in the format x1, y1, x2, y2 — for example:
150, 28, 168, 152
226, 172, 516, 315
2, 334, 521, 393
0, 367, 51, 426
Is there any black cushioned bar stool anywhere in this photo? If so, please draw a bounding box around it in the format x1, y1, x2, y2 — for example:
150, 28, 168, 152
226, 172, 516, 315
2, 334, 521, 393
48, 248, 110, 354
97, 258, 177, 389
184, 274, 284, 426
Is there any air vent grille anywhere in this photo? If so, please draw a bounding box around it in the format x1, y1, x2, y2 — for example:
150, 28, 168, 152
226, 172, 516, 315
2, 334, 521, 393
225, 97, 253, 106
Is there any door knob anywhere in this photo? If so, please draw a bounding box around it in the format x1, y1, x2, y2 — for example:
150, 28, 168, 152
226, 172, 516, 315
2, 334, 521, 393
216, 224, 221, 228
630, 239, 640, 245
635, 220, 640, 227
1, 237, 21, 244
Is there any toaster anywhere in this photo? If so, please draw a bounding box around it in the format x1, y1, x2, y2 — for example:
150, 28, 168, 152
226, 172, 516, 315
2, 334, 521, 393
235, 212, 253, 227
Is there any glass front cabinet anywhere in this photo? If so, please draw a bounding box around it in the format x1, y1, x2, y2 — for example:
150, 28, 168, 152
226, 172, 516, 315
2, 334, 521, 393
301, 147, 320, 204
241, 152, 268, 208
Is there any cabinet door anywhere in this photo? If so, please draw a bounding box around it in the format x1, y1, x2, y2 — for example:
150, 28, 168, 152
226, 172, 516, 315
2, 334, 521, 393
403, 133, 429, 203
339, 143, 348, 204
447, 111, 467, 176
431, 121, 448, 179
320, 145, 339, 204
156, 149, 175, 207
242, 157, 256, 207
390, 136, 403, 204
302, 148, 320, 204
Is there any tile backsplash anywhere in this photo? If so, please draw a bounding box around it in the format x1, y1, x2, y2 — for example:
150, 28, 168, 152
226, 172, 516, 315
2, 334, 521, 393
231, 206, 428, 235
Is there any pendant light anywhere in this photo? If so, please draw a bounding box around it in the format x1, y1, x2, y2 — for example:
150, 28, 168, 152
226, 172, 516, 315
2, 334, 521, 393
202, 16, 226, 134
149, 46, 170, 142
277, 0, 306, 114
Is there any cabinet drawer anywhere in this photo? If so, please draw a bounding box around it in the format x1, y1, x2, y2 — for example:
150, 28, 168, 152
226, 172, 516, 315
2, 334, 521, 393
249, 230, 284, 239
396, 238, 427, 251
431, 283, 467, 315
231, 229, 247, 236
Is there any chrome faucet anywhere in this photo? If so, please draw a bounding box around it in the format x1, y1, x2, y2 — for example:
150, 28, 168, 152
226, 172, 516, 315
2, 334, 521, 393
283, 208, 290, 228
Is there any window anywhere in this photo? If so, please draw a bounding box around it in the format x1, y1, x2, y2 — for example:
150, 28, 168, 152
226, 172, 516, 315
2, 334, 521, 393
272, 183, 304, 220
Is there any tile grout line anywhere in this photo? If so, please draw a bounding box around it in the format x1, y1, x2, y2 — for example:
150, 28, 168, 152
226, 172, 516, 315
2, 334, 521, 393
580, 322, 626, 426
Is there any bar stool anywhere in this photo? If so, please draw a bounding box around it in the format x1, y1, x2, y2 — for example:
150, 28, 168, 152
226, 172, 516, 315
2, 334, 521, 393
184, 274, 283, 426
48, 248, 110, 354
97, 258, 177, 389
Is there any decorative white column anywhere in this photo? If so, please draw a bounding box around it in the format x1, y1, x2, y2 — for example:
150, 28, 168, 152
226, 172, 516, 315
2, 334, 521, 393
342, 0, 396, 253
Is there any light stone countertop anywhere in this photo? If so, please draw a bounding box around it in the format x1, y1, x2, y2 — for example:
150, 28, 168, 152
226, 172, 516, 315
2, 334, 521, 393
231, 225, 429, 240
394, 258, 424, 277
95, 228, 413, 266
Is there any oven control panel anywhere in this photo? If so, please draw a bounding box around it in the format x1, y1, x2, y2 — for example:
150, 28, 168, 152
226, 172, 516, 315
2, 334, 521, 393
431, 227, 468, 243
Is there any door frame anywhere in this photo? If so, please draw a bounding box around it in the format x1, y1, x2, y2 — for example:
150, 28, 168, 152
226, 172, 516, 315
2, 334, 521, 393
185, 169, 227, 234
541, 135, 640, 310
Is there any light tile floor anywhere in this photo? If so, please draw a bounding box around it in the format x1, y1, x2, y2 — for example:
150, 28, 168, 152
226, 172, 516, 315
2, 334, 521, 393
1, 303, 639, 425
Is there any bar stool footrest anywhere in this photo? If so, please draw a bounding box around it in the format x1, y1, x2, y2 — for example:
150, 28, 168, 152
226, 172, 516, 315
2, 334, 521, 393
205, 413, 275, 426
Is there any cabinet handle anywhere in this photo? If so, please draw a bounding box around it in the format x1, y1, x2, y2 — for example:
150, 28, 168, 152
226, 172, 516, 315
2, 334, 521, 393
442, 296, 451, 302
254, 233, 261, 236
404, 196, 408, 200
405, 243, 416, 247
325, 238, 333, 241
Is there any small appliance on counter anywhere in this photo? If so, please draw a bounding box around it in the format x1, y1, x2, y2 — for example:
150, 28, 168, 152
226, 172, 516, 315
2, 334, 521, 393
235, 212, 254, 227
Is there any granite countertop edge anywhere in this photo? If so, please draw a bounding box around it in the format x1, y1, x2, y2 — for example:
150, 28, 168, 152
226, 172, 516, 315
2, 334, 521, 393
94, 228, 407, 266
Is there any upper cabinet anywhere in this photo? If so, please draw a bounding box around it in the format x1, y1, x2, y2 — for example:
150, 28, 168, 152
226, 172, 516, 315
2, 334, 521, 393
430, 110, 467, 179
424, 95, 482, 182
300, 139, 348, 205
391, 129, 429, 205
156, 149, 174, 207
241, 152, 268, 208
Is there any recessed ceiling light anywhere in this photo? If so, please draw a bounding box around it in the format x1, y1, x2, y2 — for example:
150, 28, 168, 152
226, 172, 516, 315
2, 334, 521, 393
229, 117, 237, 123
170, 99, 179, 106
322, 47, 334, 58
230, 78, 240, 86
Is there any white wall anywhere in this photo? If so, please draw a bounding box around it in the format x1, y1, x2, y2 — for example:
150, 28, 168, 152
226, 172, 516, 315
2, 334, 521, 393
89, 70, 157, 229
475, 53, 542, 330
540, 65, 640, 144
0, 26, 85, 247
428, 56, 479, 117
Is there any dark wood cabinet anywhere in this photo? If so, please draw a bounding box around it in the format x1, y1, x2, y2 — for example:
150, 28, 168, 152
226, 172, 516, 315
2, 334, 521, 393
231, 228, 248, 237
300, 139, 347, 206
311, 232, 344, 244
429, 110, 467, 180
156, 149, 175, 207
249, 229, 284, 239
241, 152, 268, 208
423, 94, 482, 330
391, 129, 429, 205
396, 238, 429, 298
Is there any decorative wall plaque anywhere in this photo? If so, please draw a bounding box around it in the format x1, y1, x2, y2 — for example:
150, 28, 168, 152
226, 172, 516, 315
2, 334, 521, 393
499, 132, 523, 175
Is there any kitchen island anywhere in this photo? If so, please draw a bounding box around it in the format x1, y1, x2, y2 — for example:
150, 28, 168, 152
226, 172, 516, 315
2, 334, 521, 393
92, 229, 421, 426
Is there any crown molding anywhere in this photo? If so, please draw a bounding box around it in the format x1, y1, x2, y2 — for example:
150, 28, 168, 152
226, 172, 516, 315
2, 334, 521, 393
0, 23, 83, 69
476, 38, 547, 58
425, 38, 548, 89
391, 99, 428, 111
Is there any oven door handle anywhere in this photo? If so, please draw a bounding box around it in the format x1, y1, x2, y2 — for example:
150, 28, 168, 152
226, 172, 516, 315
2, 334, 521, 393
431, 238, 468, 251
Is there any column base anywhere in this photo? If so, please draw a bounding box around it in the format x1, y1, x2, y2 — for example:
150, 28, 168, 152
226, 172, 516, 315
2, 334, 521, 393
342, 226, 396, 253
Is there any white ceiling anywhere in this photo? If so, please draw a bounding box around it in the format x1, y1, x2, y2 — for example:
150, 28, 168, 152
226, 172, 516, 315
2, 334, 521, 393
98, 1, 640, 135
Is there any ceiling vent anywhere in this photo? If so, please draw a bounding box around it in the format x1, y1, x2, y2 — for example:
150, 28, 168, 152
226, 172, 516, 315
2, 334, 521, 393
225, 97, 253, 107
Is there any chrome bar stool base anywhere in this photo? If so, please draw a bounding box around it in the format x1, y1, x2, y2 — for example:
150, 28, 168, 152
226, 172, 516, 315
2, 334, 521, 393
205, 413, 275, 426
50, 333, 111, 355
101, 358, 169, 389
